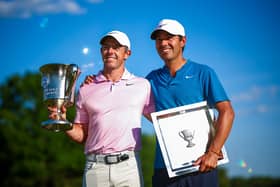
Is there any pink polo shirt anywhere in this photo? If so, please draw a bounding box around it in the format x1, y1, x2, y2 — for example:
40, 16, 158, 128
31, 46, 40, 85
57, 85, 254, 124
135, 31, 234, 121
74, 69, 155, 154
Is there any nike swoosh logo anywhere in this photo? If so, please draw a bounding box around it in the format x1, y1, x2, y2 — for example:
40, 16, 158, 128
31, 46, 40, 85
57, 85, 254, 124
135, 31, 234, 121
126, 82, 134, 86
185, 75, 194, 79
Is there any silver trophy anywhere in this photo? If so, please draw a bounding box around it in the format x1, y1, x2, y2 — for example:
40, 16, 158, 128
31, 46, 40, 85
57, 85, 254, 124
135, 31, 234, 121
40, 63, 81, 132
179, 129, 196, 148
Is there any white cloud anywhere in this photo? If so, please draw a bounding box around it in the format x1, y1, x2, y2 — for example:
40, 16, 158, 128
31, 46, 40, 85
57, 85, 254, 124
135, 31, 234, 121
234, 103, 279, 116
231, 84, 280, 116
256, 104, 268, 113
0, 0, 86, 19
231, 85, 280, 103
81, 62, 94, 72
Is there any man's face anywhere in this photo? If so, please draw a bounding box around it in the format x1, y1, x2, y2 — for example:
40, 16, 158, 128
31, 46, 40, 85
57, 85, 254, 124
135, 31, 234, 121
100, 37, 130, 70
154, 31, 185, 62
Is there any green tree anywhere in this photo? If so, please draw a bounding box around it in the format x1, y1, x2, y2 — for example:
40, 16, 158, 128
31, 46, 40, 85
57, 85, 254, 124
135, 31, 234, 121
230, 177, 280, 187
141, 134, 156, 187
0, 72, 84, 187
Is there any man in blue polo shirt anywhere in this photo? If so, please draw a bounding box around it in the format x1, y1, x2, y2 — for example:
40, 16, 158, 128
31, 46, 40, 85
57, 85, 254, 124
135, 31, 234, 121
146, 19, 235, 187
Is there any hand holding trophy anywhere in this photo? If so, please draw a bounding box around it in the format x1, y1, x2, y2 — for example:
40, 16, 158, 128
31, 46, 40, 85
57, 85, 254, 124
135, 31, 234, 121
40, 63, 81, 132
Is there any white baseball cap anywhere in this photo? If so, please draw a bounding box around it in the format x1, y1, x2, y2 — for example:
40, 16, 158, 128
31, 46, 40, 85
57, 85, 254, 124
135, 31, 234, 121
150, 19, 185, 40
100, 30, 131, 50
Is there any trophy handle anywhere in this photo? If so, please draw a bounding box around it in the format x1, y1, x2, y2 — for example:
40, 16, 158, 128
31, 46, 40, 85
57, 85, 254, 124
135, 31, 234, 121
65, 64, 81, 106
178, 131, 184, 139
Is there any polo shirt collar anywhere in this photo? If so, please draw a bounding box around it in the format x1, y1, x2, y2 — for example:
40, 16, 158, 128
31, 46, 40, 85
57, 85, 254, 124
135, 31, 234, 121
162, 60, 192, 76
95, 68, 134, 82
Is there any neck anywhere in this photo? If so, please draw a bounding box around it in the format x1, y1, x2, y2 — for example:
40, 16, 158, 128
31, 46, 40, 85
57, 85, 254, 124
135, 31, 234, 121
165, 58, 187, 77
103, 67, 125, 82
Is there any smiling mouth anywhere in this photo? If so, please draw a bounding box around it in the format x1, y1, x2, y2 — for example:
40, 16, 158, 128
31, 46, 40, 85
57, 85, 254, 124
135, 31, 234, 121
105, 56, 116, 60
160, 49, 170, 55
160, 47, 170, 52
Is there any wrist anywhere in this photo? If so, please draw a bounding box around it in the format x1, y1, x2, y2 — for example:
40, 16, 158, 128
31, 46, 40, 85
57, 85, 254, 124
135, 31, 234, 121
207, 149, 221, 158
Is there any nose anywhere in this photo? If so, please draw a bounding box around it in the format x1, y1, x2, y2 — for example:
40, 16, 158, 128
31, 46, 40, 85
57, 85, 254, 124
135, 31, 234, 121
108, 47, 115, 52
157, 39, 169, 46
104, 47, 115, 54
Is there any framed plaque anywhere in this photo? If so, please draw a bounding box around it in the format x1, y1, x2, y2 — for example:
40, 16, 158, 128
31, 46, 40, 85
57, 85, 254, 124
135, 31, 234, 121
151, 101, 229, 178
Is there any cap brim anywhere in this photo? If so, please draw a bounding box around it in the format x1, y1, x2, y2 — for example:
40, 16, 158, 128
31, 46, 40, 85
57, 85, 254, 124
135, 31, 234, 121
100, 35, 121, 45
150, 30, 160, 40
151, 29, 175, 40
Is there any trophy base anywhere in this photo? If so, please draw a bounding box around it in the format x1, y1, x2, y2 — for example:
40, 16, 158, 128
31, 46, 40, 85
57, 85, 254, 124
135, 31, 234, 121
41, 119, 73, 132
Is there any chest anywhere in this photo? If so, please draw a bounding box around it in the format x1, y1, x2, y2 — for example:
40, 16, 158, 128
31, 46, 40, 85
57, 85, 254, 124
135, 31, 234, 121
82, 81, 147, 113
152, 75, 204, 107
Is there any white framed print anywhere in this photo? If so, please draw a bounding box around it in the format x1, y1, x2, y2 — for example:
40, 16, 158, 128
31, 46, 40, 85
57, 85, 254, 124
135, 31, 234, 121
151, 101, 229, 178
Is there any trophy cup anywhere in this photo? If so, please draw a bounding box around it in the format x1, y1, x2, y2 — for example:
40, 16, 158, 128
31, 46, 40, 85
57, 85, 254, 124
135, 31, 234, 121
179, 129, 196, 148
40, 63, 81, 132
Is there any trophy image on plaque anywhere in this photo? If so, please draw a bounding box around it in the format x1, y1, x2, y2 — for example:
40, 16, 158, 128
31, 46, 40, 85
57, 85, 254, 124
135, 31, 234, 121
40, 63, 81, 132
179, 129, 195, 148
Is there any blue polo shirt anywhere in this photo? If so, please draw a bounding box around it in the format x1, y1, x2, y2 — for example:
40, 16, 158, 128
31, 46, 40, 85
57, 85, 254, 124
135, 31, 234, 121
146, 60, 229, 168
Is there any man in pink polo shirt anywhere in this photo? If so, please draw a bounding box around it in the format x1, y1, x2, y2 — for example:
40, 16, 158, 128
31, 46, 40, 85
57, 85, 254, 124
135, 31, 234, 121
49, 30, 154, 187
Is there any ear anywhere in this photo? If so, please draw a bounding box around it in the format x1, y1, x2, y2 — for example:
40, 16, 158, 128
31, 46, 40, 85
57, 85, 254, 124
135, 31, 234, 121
180, 36, 187, 47
124, 49, 131, 60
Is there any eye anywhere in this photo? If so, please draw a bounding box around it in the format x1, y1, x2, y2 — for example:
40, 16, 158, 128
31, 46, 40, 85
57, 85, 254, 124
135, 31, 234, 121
111, 45, 120, 50
167, 34, 174, 39
101, 45, 123, 51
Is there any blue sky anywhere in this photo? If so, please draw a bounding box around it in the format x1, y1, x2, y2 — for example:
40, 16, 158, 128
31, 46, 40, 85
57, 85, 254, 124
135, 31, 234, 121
0, 0, 280, 178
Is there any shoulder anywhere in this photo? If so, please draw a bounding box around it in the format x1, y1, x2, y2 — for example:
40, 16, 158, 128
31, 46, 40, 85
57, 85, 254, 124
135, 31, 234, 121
125, 74, 151, 92
189, 60, 212, 70
188, 60, 216, 75
78, 74, 99, 93
130, 75, 151, 86
146, 67, 163, 80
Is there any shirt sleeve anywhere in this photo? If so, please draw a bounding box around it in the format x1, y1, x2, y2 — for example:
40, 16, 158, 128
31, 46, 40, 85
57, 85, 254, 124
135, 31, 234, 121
142, 79, 155, 115
203, 67, 229, 108
73, 89, 89, 124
